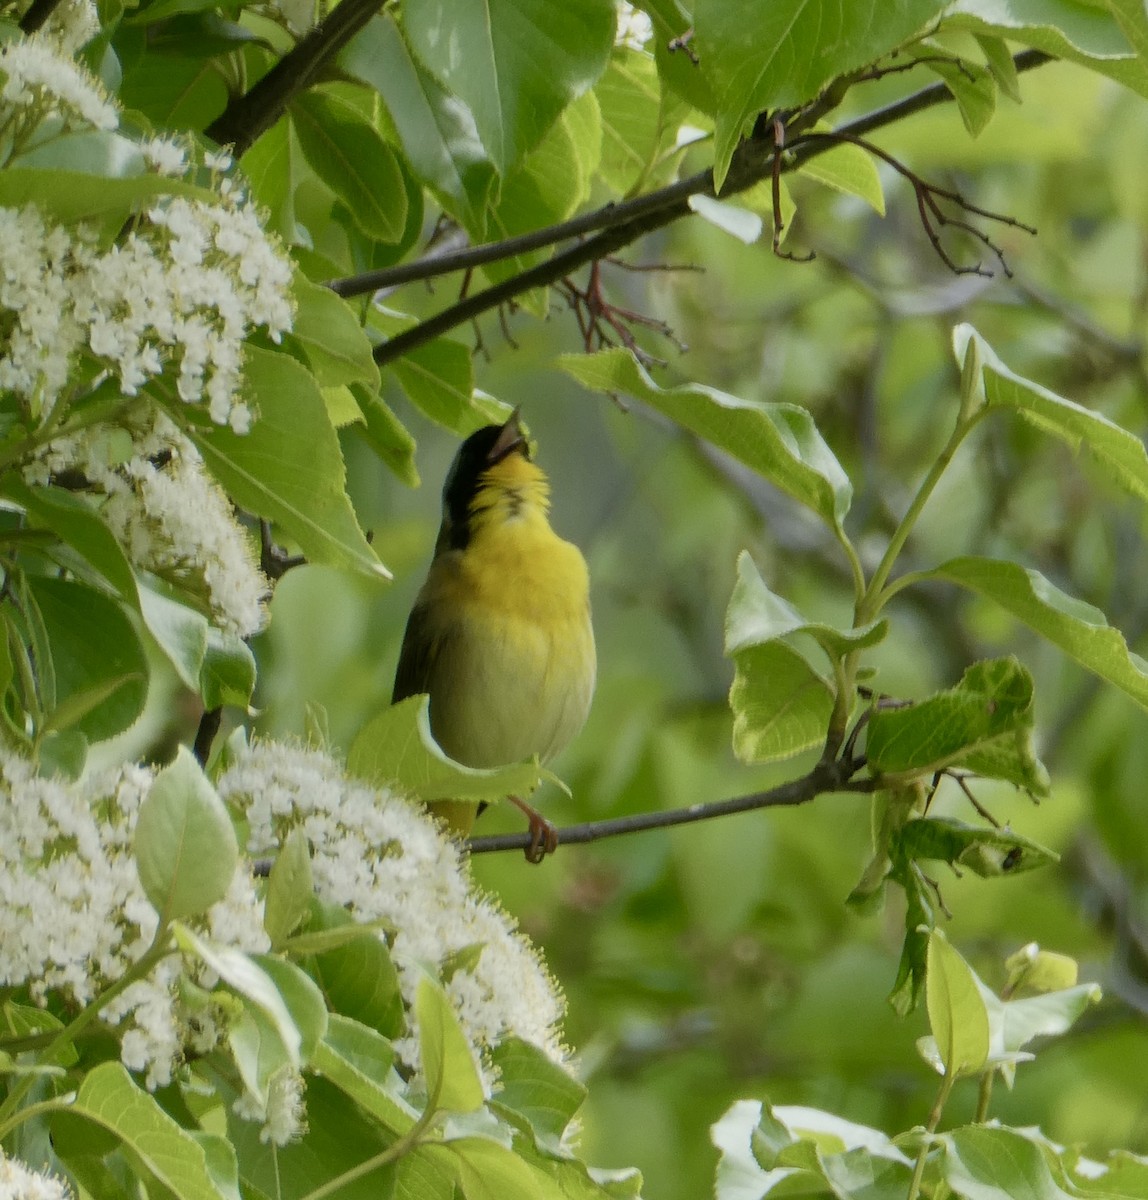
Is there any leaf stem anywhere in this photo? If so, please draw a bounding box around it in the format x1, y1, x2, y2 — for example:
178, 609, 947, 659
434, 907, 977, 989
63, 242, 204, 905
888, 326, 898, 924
857, 409, 982, 625
0, 933, 171, 1129
907, 1070, 955, 1200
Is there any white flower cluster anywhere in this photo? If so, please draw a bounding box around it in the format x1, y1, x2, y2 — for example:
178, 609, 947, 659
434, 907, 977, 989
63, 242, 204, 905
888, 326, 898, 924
0, 750, 268, 1091
217, 741, 568, 1090
29, 411, 269, 637
0, 33, 293, 432
0, 34, 116, 136
0, 1153, 73, 1200
615, 1, 653, 50
233, 1065, 307, 1145
38, 0, 100, 55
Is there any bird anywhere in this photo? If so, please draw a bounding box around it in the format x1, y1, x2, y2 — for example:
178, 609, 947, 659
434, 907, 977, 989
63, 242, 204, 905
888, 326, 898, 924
392, 410, 596, 862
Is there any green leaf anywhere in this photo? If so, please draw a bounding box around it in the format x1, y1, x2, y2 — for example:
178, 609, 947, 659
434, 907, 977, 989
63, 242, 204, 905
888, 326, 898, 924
305, 900, 405, 1037
138, 584, 210, 693
595, 49, 682, 195
119, 44, 230, 131
4, 478, 136, 599
402, 0, 615, 174
27, 576, 147, 742
247, 952, 328, 1066
696, 0, 949, 188
173, 346, 389, 581
560, 350, 852, 529
866, 657, 1050, 794
797, 138, 886, 215
926, 931, 991, 1078
489, 1037, 586, 1154
0, 168, 217, 235
134, 746, 239, 923
942, 1126, 1075, 1200
349, 695, 545, 802
898, 817, 1058, 878
955, 323, 1148, 504
290, 86, 408, 243
976, 33, 1022, 101
67, 1063, 230, 1200
288, 272, 380, 390
174, 925, 304, 1071
729, 641, 833, 765
342, 15, 497, 234
726, 551, 886, 662
388, 336, 482, 434
448, 1136, 567, 1200
415, 973, 484, 1113
943, 0, 1148, 99
199, 627, 257, 711
311, 1014, 417, 1135
920, 52, 998, 137
263, 827, 313, 948
927, 558, 1148, 710
351, 383, 420, 487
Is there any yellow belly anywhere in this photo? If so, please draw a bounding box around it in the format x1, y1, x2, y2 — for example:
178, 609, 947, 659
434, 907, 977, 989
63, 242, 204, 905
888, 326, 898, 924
419, 518, 595, 770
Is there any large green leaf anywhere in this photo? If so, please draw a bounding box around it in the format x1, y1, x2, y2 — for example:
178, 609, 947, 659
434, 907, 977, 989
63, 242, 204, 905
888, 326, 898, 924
942, 1126, 1076, 1200
171, 347, 388, 581
561, 350, 852, 529
955, 323, 1148, 504
27, 575, 148, 742
67, 1063, 229, 1200
134, 746, 239, 923
729, 641, 833, 765
291, 86, 408, 244
312, 1014, 417, 1135
402, 0, 615, 174
944, 0, 1148, 97
926, 932, 990, 1079
287, 272, 380, 390
927, 558, 1148, 710
348, 695, 545, 802
595, 49, 683, 196
695, 0, 948, 188
489, 1037, 586, 1155
341, 16, 497, 234
389, 336, 480, 433
415, 973, 484, 1113
865, 657, 1050, 794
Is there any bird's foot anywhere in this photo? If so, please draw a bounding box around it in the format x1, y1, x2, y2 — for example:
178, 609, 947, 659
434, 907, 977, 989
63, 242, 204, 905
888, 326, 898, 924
508, 795, 558, 864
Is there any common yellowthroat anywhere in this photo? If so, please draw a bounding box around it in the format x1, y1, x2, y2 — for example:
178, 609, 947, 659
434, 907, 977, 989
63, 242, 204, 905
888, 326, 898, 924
392, 412, 596, 861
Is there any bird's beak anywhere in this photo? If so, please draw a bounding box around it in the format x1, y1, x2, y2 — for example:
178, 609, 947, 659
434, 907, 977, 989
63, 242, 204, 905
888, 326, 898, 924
487, 409, 528, 464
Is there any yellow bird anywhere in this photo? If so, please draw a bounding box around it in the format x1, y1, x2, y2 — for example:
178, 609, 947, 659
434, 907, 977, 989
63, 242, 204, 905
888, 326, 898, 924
392, 411, 596, 861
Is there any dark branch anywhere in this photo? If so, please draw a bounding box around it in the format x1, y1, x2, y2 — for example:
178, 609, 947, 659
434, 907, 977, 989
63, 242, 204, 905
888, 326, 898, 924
193, 706, 222, 766
368, 49, 1052, 366
19, 0, 66, 32
205, 0, 390, 157
467, 756, 878, 855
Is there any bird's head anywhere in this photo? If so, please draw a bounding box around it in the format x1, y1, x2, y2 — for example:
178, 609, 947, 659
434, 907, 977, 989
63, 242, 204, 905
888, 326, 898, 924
438, 410, 547, 549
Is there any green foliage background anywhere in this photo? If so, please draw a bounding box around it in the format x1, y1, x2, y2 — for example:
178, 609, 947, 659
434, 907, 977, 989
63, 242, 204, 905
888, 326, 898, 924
243, 53, 1148, 1200
5, 0, 1148, 1194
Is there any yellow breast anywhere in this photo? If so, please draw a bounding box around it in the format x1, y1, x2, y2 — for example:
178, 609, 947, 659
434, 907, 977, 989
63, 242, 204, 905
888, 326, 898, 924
417, 466, 595, 770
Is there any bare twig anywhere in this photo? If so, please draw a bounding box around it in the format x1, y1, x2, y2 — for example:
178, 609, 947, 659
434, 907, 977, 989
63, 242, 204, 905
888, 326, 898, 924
467, 754, 877, 855
368, 50, 1052, 366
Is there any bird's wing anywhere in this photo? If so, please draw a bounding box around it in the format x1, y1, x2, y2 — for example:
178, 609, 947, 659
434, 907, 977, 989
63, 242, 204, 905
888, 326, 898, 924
392, 601, 438, 703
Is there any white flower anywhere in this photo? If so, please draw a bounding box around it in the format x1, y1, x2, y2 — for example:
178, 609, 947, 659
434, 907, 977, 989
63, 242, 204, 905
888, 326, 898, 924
0, 749, 268, 1091
39, 0, 100, 55
217, 742, 569, 1092
29, 411, 270, 637
0, 36, 117, 133
233, 1067, 307, 1145
615, 2, 653, 50
0, 1153, 73, 1200
141, 136, 189, 177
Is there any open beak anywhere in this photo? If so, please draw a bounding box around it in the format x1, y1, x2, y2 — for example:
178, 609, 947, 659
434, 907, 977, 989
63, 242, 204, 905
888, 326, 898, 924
486, 408, 528, 464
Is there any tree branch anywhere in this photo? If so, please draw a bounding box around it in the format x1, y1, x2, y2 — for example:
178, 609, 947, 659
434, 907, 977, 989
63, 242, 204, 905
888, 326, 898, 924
19, 0, 66, 33
467, 756, 878, 855
368, 49, 1052, 367
205, 0, 390, 156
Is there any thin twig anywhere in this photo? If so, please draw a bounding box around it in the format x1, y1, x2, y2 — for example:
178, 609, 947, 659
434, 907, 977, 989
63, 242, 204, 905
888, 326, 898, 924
368, 50, 1052, 366
19, 0, 66, 32
467, 756, 878, 855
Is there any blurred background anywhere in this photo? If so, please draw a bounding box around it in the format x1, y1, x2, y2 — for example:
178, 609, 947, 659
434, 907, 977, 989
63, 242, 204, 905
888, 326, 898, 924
235, 57, 1148, 1200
